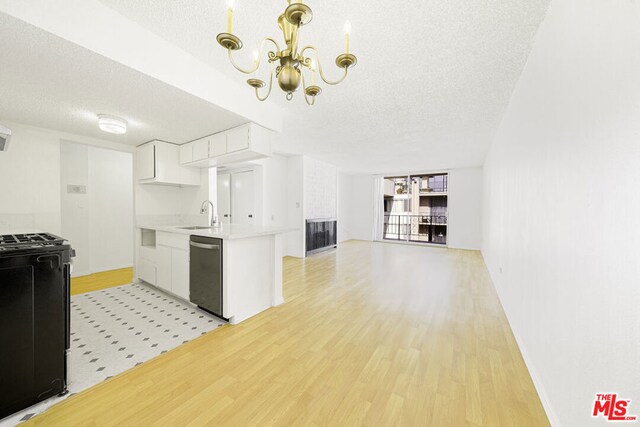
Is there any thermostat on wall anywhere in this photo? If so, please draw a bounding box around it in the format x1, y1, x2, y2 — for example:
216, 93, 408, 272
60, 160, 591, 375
67, 185, 87, 194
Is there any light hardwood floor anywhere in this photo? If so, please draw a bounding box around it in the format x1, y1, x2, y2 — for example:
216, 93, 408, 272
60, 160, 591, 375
28, 241, 548, 426
70, 267, 133, 296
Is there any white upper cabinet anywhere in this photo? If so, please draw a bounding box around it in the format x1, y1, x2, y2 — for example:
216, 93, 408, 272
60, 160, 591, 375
192, 137, 209, 161
137, 143, 156, 180
209, 132, 227, 157
226, 125, 250, 152
136, 140, 200, 187
179, 123, 272, 168
179, 143, 193, 164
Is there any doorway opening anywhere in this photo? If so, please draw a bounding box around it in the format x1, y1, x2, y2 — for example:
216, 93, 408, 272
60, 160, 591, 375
382, 173, 448, 245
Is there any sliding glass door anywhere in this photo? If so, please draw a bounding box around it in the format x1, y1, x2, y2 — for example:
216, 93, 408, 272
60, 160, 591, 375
382, 173, 448, 245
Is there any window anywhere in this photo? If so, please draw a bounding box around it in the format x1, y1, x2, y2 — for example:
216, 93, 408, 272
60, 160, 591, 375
382, 173, 448, 244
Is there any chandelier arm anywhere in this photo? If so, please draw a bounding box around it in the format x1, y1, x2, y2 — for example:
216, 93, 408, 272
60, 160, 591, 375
264, 37, 282, 53
306, 95, 316, 106
300, 71, 316, 106
300, 45, 349, 86
255, 68, 275, 102
227, 49, 258, 74
228, 37, 282, 75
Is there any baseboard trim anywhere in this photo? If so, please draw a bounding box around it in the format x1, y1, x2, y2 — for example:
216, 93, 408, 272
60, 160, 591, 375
480, 250, 561, 427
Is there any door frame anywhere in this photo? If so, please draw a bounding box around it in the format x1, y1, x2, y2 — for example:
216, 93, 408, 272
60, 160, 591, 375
377, 169, 451, 248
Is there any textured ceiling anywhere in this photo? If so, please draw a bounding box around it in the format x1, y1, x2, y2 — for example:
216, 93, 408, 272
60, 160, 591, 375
0, 12, 247, 146
99, 0, 551, 173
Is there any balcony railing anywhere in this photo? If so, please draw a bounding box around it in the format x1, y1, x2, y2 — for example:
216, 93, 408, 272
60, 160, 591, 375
419, 176, 448, 193
383, 214, 447, 244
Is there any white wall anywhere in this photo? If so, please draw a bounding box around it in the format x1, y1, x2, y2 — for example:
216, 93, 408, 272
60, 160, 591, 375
0, 121, 132, 236
340, 174, 375, 242
340, 170, 481, 248
447, 167, 483, 250
285, 155, 304, 257
247, 154, 290, 228
482, 1, 640, 425
304, 156, 338, 220
87, 146, 133, 273
0, 124, 62, 233
337, 172, 354, 242
60, 142, 90, 275
258, 154, 289, 227
61, 142, 134, 276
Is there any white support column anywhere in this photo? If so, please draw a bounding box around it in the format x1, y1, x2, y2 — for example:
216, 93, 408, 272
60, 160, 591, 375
272, 234, 284, 306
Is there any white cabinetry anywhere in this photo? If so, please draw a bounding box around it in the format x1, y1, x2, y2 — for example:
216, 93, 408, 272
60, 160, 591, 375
136, 143, 156, 180
179, 144, 193, 164
192, 138, 209, 161
155, 232, 190, 301
179, 123, 272, 168
136, 140, 200, 187
137, 228, 157, 285
209, 133, 226, 157
156, 246, 172, 292
226, 125, 250, 152
137, 258, 156, 285
171, 249, 190, 300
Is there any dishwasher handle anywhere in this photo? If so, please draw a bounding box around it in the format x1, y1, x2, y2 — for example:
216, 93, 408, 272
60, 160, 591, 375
190, 241, 220, 250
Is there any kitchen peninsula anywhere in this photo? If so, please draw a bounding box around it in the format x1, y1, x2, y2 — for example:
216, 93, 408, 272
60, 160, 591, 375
135, 224, 292, 324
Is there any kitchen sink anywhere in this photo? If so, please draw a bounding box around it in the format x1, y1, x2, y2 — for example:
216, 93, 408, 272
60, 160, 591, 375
177, 226, 217, 230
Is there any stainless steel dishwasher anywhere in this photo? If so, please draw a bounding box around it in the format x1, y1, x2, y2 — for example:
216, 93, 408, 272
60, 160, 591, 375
189, 235, 224, 319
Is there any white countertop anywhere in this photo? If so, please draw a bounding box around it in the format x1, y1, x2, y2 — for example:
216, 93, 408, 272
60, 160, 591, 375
137, 223, 297, 240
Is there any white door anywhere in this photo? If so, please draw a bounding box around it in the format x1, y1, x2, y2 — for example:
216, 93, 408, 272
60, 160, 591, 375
231, 171, 254, 225
217, 173, 231, 224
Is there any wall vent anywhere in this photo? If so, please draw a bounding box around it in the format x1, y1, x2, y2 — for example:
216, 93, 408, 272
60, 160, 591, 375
0, 124, 11, 152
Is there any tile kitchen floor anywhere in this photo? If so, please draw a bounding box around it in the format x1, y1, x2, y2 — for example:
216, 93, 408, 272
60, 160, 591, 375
1, 283, 224, 426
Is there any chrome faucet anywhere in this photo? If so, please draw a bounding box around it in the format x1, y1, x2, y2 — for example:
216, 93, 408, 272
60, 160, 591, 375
200, 200, 217, 226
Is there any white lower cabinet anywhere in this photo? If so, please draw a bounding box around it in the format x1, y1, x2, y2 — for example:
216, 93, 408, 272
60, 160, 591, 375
171, 249, 190, 300
156, 246, 172, 293
155, 233, 191, 301
137, 258, 156, 285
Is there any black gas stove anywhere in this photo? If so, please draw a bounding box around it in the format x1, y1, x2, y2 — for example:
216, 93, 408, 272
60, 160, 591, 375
0, 232, 74, 419
0, 232, 70, 254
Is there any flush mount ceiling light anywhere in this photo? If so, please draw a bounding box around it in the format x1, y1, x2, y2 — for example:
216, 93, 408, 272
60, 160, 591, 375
97, 114, 127, 135
216, 0, 357, 106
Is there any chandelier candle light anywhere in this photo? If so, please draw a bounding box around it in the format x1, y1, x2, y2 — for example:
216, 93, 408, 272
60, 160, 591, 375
216, 0, 357, 106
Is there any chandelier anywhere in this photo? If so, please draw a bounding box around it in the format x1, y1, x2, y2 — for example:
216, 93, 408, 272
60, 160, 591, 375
216, 0, 357, 106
